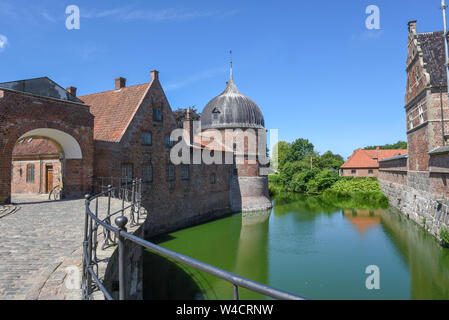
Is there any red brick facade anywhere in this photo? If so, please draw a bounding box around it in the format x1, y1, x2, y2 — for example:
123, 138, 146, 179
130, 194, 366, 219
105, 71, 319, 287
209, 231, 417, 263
0, 87, 94, 203
341, 148, 407, 178
379, 21, 449, 198
79, 71, 239, 236
1, 69, 270, 236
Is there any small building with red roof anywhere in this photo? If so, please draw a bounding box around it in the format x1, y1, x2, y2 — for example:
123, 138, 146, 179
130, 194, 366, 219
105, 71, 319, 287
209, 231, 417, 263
341, 147, 408, 178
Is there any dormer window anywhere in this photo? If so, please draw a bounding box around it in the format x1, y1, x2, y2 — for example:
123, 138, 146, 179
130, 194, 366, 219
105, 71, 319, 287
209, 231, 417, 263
212, 108, 220, 120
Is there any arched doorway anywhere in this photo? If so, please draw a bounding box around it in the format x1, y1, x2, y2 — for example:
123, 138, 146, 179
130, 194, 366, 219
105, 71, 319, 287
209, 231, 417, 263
9, 128, 85, 203
0, 85, 94, 204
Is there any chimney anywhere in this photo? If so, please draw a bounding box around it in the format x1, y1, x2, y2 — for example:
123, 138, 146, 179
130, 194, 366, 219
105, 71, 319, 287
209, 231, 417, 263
151, 70, 159, 82
183, 107, 194, 146
408, 20, 417, 33
115, 77, 126, 90
66, 86, 77, 97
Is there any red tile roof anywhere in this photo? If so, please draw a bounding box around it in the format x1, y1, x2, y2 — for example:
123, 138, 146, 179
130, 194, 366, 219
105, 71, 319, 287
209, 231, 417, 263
79, 83, 150, 142
341, 148, 408, 169
13, 138, 60, 155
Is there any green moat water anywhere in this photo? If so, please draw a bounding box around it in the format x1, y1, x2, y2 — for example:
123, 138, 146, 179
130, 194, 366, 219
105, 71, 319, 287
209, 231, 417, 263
143, 194, 449, 300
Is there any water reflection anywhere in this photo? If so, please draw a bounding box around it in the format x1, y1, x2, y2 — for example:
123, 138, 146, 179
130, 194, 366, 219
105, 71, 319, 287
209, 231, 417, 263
143, 210, 272, 300
233, 210, 271, 295
379, 208, 449, 299
343, 209, 381, 235
144, 195, 449, 300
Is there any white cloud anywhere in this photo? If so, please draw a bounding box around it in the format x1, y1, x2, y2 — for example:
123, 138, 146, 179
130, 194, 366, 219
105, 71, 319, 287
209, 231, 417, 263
82, 6, 237, 22
0, 35, 8, 52
165, 67, 227, 91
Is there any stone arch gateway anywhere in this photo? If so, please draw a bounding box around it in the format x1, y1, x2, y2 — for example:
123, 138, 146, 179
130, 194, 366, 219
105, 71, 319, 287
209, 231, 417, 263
0, 85, 94, 204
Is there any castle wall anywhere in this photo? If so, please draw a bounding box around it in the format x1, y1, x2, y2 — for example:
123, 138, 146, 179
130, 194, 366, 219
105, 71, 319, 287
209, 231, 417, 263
380, 179, 449, 241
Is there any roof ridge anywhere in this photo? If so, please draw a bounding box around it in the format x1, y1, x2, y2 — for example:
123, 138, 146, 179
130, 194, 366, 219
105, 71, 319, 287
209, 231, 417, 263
79, 82, 150, 98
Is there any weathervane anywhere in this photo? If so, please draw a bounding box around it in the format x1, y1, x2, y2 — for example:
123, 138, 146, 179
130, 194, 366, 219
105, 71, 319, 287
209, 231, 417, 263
230, 50, 233, 80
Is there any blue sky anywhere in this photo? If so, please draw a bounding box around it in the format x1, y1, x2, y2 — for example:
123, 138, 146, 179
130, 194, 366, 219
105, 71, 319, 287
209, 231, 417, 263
0, 0, 446, 158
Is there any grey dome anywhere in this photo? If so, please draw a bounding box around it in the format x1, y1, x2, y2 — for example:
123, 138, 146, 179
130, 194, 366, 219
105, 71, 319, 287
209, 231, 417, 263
201, 77, 265, 130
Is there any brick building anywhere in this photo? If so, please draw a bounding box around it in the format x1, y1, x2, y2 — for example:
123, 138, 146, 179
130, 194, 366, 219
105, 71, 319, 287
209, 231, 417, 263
0, 68, 271, 236
0, 77, 94, 204
11, 138, 62, 194
379, 21, 449, 240
341, 147, 408, 177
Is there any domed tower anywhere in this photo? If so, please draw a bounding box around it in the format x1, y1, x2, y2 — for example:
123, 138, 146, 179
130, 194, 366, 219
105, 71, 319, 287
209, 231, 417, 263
201, 61, 272, 212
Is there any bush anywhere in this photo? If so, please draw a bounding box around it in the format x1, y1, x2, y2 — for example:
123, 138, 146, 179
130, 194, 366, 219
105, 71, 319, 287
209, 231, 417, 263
268, 174, 281, 185
321, 177, 388, 209
328, 177, 381, 193
290, 168, 319, 193
321, 189, 389, 209
441, 227, 449, 247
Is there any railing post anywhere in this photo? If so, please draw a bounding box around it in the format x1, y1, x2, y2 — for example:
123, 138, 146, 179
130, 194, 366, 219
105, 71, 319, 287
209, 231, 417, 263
82, 194, 92, 300
102, 185, 113, 250
115, 215, 128, 300
137, 179, 142, 222
233, 284, 239, 300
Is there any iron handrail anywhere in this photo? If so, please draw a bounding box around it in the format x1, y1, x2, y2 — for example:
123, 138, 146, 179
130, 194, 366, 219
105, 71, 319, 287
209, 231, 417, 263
82, 180, 306, 300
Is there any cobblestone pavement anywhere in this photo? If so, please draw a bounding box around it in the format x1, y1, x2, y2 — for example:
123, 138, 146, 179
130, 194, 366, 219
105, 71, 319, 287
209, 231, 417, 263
0, 193, 143, 300
0, 194, 88, 299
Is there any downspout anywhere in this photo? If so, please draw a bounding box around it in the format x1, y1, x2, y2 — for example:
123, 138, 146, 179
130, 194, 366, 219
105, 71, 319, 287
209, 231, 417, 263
441, 0, 449, 145
39, 155, 42, 193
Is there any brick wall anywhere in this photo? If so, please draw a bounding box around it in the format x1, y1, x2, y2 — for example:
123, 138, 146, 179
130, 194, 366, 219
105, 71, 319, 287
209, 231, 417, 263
341, 168, 378, 177
378, 156, 408, 185
89, 77, 235, 237
0, 88, 94, 203
429, 152, 449, 197
11, 159, 61, 194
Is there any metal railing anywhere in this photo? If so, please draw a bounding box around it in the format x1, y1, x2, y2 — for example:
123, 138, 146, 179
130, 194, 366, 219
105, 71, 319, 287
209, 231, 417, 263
48, 184, 62, 201
82, 179, 305, 300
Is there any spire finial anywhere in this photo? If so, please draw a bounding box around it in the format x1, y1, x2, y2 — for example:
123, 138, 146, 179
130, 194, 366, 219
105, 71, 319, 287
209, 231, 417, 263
229, 50, 233, 80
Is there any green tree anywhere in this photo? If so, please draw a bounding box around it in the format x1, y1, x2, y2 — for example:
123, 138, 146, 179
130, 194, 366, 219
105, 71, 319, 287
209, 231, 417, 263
316, 151, 344, 170
272, 141, 289, 171
290, 168, 320, 193
284, 138, 315, 164
364, 141, 407, 150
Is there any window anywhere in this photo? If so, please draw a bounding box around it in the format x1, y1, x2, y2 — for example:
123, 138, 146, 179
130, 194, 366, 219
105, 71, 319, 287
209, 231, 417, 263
165, 135, 174, 148
153, 108, 162, 122
181, 165, 190, 180
142, 132, 152, 146
210, 173, 216, 184
351, 169, 356, 175
368, 169, 374, 174
26, 164, 35, 183
212, 108, 220, 120
142, 165, 153, 183
408, 114, 414, 130
418, 105, 424, 124
121, 163, 133, 183
166, 165, 175, 181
